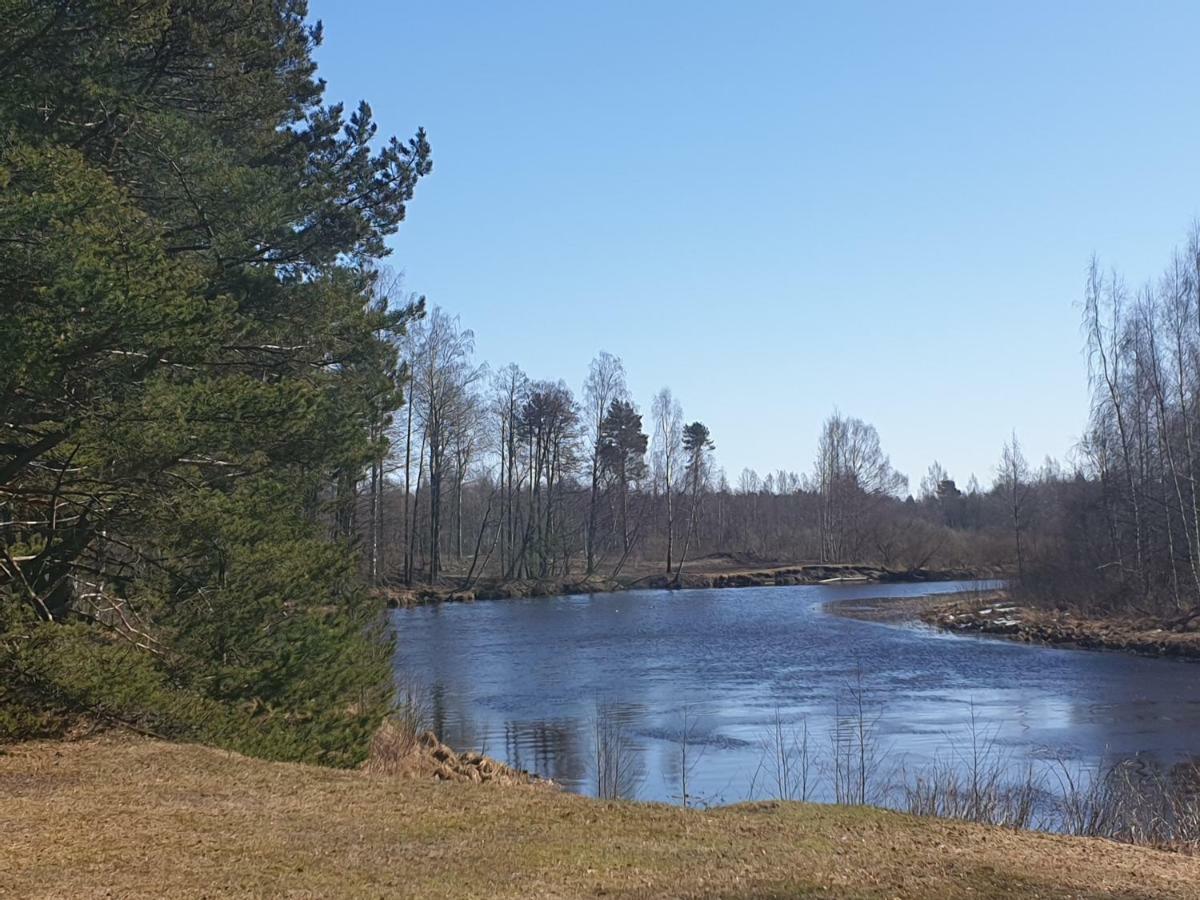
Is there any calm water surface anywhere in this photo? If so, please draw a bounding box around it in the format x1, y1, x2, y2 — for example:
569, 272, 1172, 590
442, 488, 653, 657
392, 581, 1200, 804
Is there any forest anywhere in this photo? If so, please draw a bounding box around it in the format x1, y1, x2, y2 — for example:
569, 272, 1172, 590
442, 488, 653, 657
353, 300, 1031, 591
356, 238, 1200, 623
2, 0, 1198, 769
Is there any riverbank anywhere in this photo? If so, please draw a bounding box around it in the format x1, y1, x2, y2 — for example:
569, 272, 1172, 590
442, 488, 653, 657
4, 736, 1198, 899
381, 559, 982, 607
829, 590, 1200, 661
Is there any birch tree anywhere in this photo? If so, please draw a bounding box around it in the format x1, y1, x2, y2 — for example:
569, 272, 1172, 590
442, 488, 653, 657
583, 353, 628, 575
652, 388, 684, 573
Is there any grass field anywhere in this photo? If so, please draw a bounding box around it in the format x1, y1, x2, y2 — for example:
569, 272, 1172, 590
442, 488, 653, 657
3, 736, 1198, 899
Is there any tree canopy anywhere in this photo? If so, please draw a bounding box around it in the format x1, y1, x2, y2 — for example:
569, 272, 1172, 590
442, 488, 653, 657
0, 0, 430, 764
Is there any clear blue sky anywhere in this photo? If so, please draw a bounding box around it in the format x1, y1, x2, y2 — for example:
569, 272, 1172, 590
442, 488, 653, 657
312, 1, 1200, 490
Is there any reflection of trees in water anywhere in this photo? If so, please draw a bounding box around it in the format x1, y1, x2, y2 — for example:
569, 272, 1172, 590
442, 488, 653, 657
430, 683, 447, 740
504, 720, 585, 786
500, 701, 650, 798
426, 683, 488, 756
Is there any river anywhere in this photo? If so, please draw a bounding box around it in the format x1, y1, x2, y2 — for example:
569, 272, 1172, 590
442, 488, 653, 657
391, 581, 1200, 806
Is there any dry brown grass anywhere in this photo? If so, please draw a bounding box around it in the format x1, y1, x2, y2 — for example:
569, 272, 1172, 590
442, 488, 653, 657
3, 736, 1199, 898
363, 720, 538, 785
910, 590, 1200, 661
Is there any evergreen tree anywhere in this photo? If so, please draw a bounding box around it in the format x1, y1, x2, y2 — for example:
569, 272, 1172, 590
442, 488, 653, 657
676, 422, 715, 579
599, 400, 648, 563
0, 0, 430, 764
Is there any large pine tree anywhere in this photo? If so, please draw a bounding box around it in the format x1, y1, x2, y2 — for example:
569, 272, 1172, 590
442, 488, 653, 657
0, 1, 430, 764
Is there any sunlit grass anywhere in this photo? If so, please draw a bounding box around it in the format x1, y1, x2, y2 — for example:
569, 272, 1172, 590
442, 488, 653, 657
3, 736, 1199, 898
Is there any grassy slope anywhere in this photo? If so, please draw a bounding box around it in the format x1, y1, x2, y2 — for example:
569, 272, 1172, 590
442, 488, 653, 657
3, 738, 1199, 899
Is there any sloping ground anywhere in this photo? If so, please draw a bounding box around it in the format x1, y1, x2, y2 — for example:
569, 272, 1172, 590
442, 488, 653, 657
3, 738, 1199, 899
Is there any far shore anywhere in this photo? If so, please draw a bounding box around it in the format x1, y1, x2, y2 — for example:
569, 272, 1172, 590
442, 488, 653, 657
379, 558, 986, 608
826, 589, 1200, 662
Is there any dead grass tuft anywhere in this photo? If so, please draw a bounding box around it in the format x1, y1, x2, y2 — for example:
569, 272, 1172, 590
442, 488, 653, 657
363, 716, 539, 786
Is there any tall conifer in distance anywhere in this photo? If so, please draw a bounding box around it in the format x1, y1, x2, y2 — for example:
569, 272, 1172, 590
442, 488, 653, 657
599, 400, 649, 566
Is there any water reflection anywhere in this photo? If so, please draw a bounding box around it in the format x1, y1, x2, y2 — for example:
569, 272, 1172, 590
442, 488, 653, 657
502, 719, 584, 786
392, 580, 1200, 805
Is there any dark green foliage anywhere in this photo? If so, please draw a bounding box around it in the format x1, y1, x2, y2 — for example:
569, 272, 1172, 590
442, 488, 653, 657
598, 400, 649, 485
0, 1, 429, 764
598, 399, 648, 559
682, 422, 713, 459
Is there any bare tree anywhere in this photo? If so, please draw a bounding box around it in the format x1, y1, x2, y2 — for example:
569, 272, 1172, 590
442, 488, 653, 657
1085, 260, 1146, 597
814, 412, 907, 562
449, 374, 488, 562
583, 353, 628, 576
919, 461, 950, 502
409, 309, 484, 582
520, 382, 581, 577
491, 364, 530, 578
364, 266, 419, 585
651, 388, 684, 573
998, 432, 1031, 581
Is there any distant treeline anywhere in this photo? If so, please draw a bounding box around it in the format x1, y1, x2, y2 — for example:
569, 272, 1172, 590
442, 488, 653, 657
350, 308, 1043, 588
352, 227, 1200, 623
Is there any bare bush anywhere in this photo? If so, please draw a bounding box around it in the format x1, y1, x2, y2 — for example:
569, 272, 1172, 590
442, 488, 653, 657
749, 707, 815, 802
593, 701, 643, 800
362, 681, 431, 775
670, 703, 709, 808
899, 706, 1041, 829
829, 671, 885, 805
1052, 756, 1200, 849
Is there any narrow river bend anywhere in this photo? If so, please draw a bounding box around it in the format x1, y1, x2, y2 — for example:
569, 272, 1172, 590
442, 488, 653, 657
392, 581, 1200, 805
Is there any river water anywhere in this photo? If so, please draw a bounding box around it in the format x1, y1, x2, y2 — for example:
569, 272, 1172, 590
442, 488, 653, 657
391, 581, 1200, 805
